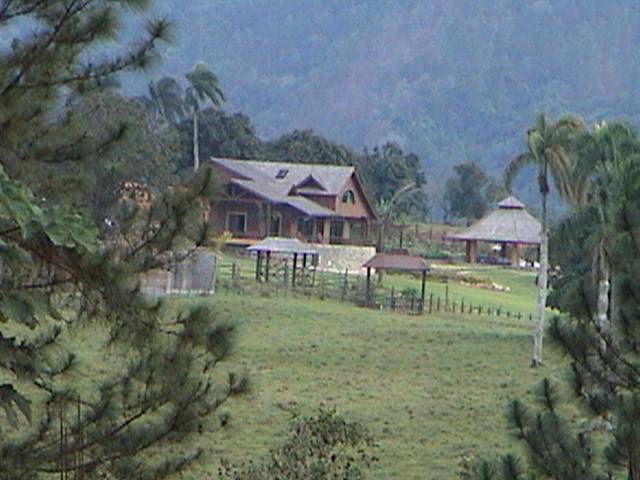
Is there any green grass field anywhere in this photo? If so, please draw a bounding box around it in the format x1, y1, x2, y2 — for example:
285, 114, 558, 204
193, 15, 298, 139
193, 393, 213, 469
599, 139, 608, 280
166, 264, 570, 479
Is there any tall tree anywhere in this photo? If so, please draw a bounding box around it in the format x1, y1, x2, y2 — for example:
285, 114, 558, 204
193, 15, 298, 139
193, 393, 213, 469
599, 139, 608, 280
147, 65, 225, 171
474, 149, 640, 480
178, 109, 262, 167
504, 113, 585, 366
573, 122, 640, 333
147, 77, 186, 125
185, 63, 225, 171
0, 2, 244, 478
443, 162, 491, 225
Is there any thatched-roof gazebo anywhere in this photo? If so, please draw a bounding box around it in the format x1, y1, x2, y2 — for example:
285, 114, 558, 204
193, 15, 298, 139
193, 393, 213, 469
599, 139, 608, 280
448, 196, 541, 266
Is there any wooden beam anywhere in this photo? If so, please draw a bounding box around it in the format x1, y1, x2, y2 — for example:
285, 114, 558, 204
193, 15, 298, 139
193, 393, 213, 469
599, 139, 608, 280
420, 270, 427, 313
366, 266, 372, 305
255, 251, 261, 282
265, 251, 271, 282
292, 253, 298, 287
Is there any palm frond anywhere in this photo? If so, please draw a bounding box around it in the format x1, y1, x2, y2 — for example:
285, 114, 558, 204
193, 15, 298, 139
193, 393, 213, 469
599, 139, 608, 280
186, 63, 225, 109
503, 152, 535, 191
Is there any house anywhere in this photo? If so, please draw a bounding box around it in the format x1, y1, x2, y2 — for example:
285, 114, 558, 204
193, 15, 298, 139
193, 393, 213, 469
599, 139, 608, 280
207, 158, 376, 244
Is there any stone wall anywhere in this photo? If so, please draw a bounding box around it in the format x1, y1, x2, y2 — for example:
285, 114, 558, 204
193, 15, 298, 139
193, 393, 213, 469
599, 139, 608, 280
311, 243, 376, 275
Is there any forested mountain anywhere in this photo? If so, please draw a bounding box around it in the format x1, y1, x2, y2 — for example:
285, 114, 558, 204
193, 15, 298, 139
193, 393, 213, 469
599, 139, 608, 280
123, 0, 640, 203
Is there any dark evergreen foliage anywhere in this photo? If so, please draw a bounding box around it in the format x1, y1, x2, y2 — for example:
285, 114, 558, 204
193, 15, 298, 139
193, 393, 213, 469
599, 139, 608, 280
443, 162, 502, 225
474, 127, 640, 480
0, 2, 245, 479
219, 409, 377, 479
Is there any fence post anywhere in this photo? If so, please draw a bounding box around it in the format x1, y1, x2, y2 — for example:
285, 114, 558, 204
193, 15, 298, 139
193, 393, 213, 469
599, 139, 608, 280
390, 287, 395, 310
469, 303, 473, 314
436, 296, 440, 312
478, 305, 483, 315
517, 312, 522, 321
411, 292, 415, 312
283, 260, 289, 287
445, 284, 449, 312
429, 293, 434, 314
341, 269, 349, 301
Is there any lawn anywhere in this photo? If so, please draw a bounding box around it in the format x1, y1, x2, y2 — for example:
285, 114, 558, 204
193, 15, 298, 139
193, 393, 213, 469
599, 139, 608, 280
167, 266, 570, 480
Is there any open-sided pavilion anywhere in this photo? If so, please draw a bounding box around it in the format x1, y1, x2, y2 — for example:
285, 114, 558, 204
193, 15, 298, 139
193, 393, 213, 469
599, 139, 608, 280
247, 237, 318, 286
362, 253, 430, 312
447, 196, 541, 266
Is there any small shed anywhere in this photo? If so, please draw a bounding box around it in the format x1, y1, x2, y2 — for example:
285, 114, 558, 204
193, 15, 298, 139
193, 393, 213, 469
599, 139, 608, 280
362, 253, 430, 312
448, 196, 541, 266
247, 237, 318, 285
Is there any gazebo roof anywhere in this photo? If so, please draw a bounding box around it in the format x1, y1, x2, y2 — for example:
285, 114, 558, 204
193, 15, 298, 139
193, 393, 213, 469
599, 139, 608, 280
363, 253, 429, 272
448, 196, 541, 245
247, 237, 318, 255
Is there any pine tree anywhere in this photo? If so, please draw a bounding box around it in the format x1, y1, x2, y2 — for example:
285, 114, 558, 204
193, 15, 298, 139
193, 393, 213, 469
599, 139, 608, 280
475, 138, 640, 480
0, 2, 245, 479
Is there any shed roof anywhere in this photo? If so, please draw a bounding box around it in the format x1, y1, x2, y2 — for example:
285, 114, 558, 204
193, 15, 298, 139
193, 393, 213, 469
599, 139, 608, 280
247, 237, 319, 255
363, 253, 429, 272
448, 196, 541, 245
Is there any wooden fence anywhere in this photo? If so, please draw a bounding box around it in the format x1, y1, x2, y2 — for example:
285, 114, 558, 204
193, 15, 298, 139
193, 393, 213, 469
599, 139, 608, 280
215, 261, 531, 319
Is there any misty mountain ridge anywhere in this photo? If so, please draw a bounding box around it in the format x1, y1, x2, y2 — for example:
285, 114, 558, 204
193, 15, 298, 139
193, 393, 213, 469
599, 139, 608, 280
120, 0, 640, 206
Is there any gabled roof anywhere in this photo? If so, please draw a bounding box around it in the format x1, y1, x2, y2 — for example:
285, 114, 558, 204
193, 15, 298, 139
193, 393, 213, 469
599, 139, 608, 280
212, 158, 355, 196
448, 196, 541, 245
211, 157, 376, 218
229, 178, 337, 217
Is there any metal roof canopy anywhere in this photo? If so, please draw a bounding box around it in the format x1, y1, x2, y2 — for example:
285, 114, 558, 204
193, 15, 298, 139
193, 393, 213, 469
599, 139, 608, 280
363, 253, 430, 272
248, 237, 318, 286
247, 237, 318, 255
362, 253, 430, 314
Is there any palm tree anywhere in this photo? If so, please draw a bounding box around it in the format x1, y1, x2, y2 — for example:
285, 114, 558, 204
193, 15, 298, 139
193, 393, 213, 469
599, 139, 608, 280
147, 77, 186, 124
574, 122, 640, 332
185, 63, 225, 171
504, 113, 586, 367
375, 183, 420, 252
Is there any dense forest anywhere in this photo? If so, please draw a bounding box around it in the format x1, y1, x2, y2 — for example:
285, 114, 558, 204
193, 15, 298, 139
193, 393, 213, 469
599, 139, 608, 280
121, 0, 640, 206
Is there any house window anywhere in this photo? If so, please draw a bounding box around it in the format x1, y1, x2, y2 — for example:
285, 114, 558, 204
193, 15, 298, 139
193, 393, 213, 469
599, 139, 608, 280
226, 212, 247, 233
350, 221, 365, 239
330, 220, 344, 239
276, 168, 289, 179
342, 190, 355, 204
297, 217, 314, 237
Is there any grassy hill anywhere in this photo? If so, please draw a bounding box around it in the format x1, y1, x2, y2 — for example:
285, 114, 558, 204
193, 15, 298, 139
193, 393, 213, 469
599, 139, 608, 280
162, 265, 570, 479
